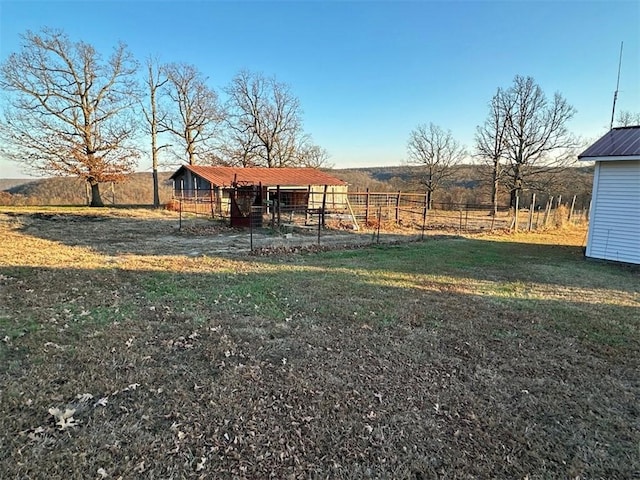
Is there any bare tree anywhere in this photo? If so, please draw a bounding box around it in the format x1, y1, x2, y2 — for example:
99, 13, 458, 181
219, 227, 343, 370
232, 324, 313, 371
475, 88, 509, 215
297, 143, 332, 168
0, 28, 139, 206
616, 110, 640, 127
160, 63, 222, 165
406, 123, 466, 208
141, 57, 170, 207
500, 75, 577, 207
224, 70, 322, 168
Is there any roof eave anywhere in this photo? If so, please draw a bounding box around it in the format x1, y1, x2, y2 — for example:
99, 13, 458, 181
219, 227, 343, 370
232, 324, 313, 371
578, 155, 640, 162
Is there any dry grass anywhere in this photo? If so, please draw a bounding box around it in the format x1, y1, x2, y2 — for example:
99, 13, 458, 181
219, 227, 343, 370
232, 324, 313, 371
0, 207, 638, 479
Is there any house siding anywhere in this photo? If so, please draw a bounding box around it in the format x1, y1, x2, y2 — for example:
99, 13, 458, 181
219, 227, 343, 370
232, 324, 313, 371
586, 160, 640, 264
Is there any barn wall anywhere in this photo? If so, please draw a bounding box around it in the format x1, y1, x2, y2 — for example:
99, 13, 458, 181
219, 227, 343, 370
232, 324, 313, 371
586, 160, 640, 264
172, 170, 213, 198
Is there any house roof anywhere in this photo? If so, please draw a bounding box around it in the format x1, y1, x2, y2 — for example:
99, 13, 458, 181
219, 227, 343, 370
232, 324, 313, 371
170, 165, 347, 187
578, 126, 640, 160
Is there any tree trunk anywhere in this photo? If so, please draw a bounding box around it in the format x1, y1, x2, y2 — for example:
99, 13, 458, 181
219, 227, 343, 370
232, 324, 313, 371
491, 160, 499, 216
89, 181, 104, 207
152, 169, 160, 208
510, 165, 522, 209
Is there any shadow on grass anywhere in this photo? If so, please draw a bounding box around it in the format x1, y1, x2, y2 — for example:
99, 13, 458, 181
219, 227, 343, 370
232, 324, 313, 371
0, 262, 638, 479
5, 210, 639, 297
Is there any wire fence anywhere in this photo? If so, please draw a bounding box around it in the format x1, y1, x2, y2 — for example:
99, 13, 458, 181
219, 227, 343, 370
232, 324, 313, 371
170, 189, 589, 253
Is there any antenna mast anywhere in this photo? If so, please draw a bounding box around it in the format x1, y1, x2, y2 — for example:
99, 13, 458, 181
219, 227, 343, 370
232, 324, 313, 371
610, 41, 624, 130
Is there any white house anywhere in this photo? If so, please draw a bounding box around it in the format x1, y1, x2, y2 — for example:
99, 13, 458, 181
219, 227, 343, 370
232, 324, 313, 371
578, 126, 640, 264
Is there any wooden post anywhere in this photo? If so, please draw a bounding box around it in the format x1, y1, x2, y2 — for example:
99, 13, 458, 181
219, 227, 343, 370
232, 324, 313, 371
395, 191, 401, 225
528, 193, 536, 231
377, 206, 382, 244
249, 204, 254, 252
543, 196, 553, 226
513, 195, 519, 232
568, 195, 576, 222
321, 184, 328, 227
276, 185, 281, 227
421, 194, 428, 240
557, 195, 562, 208
365, 188, 370, 225
306, 185, 311, 224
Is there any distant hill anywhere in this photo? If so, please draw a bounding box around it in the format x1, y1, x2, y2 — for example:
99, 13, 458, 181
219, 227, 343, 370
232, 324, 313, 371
0, 179, 35, 191
0, 172, 174, 206
0, 165, 593, 209
331, 164, 593, 209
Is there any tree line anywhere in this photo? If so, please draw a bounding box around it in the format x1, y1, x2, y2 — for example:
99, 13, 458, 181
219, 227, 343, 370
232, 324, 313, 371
1, 28, 638, 208
407, 78, 637, 211
0, 29, 328, 206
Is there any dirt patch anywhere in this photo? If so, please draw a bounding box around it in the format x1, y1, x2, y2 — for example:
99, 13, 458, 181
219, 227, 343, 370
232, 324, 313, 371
6, 210, 423, 257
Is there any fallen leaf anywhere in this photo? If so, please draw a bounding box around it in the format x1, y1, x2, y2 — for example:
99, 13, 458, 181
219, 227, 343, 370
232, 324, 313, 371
196, 456, 207, 471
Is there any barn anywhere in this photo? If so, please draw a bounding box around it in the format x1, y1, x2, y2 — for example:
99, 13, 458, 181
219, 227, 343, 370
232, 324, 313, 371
169, 165, 349, 226
578, 126, 640, 264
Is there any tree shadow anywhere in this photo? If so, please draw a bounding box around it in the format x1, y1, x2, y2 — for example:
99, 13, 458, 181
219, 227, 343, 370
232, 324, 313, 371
3, 210, 638, 295
0, 263, 637, 479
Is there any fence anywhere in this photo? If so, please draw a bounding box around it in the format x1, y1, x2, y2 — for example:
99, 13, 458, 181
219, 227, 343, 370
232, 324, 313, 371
173, 190, 589, 237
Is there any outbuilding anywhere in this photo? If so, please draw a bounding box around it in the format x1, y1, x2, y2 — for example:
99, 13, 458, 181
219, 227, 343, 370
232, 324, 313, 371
169, 165, 349, 226
578, 126, 640, 264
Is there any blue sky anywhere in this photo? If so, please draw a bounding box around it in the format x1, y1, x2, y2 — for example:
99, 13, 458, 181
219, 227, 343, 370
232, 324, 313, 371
1, 0, 639, 178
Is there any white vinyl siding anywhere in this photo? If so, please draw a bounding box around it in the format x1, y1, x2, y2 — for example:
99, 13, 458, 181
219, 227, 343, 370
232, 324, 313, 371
586, 160, 640, 264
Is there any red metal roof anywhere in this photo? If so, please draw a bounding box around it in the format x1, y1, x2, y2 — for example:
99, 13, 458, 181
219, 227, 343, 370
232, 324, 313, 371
171, 165, 347, 187
579, 126, 640, 159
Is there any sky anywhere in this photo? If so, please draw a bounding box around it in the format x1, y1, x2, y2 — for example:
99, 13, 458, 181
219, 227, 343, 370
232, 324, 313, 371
0, 0, 639, 178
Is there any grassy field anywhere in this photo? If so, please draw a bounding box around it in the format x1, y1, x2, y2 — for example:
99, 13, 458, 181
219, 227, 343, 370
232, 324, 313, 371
0, 208, 638, 479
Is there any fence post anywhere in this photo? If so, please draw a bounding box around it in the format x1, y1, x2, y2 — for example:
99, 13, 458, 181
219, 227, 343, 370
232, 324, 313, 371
321, 185, 328, 227
250, 205, 254, 252
271, 188, 276, 229
543, 196, 553, 227
365, 188, 370, 225
179, 199, 183, 231
377, 206, 382, 244
317, 209, 321, 245
421, 197, 428, 240
528, 193, 536, 231
306, 185, 311, 224
395, 191, 401, 225
276, 185, 281, 227
513, 195, 519, 232
568, 195, 576, 222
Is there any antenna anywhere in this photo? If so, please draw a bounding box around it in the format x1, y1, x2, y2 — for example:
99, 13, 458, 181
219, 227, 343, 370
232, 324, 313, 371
610, 42, 624, 130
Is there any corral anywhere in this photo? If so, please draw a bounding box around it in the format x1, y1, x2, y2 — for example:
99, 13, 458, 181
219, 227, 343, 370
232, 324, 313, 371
0, 207, 638, 479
